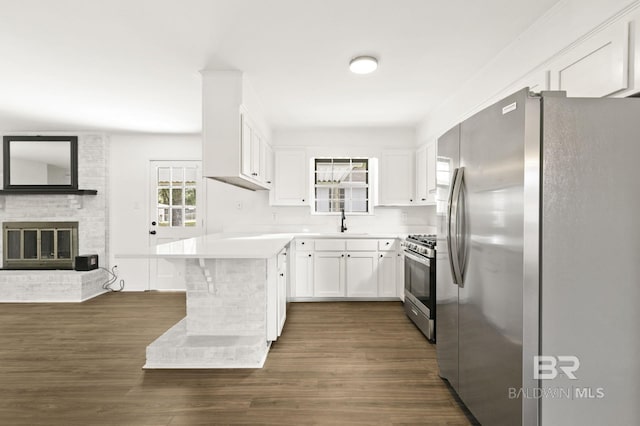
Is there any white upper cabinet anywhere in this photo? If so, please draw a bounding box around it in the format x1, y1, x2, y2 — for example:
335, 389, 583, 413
202, 70, 272, 191
270, 148, 309, 206
549, 20, 629, 98
426, 141, 437, 203
415, 145, 428, 204
415, 143, 436, 205
377, 149, 415, 206
264, 143, 274, 187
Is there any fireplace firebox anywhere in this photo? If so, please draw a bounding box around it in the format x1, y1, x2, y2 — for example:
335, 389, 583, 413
2, 222, 79, 270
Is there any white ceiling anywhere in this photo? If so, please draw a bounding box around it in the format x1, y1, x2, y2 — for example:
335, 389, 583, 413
0, 0, 561, 134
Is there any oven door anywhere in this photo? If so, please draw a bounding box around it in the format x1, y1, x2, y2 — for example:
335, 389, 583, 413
404, 250, 434, 316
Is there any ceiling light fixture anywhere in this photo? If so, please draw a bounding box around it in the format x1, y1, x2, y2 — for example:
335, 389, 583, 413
349, 56, 378, 74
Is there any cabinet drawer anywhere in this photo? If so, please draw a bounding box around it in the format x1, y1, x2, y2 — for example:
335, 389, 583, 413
315, 239, 346, 251
378, 239, 397, 251
295, 239, 314, 251
346, 239, 378, 251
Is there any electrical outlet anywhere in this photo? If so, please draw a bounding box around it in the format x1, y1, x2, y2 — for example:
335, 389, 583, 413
236, 201, 243, 210
401, 212, 408, 223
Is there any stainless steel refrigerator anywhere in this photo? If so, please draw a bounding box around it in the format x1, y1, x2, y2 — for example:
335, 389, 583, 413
436, 88, 640, 426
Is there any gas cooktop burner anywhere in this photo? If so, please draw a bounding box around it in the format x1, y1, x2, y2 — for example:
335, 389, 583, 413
407, 234, 437, 248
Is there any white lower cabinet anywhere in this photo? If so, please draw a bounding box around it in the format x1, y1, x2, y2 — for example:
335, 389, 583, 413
294, 252, 314, 297
268, 247, 288, 341
291, 238, 401, 300
378, 252, 397, 297
313, 252, 345, 297
397, 251, 405, 301
346, 252, 378, 297
276, 250, 287, 337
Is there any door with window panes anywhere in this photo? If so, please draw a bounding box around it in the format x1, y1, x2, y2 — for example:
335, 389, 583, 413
149, 161, 203, 290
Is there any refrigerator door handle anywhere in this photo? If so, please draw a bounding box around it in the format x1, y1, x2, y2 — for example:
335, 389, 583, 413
449, 167, 465, 285
456, 167, 467, 286
446, 168, 459, 285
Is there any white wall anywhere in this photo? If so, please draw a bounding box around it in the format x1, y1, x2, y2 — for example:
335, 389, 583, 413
108, 134, 201, 290
417, 0, 640, 144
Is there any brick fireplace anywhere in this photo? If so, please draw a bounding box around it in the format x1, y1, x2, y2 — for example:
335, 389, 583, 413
0, 134, 108, 301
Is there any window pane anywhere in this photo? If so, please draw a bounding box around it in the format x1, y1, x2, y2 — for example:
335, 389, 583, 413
184, 167, 197, 186
185, 188, 196, 206
349, 170, 368, 183
185, 207, 197, 226
315, 200, 330, 213
171, 208, 183, 227
171, 188, 183, 206
7, 230, 20, 259
57, 230, 71, 259
171, 167, 184, 186
157, 167, 170, 187
24, 230, 37, 259
158, 208, 170, 226
158, 188, 170, 207
41, 230, 55, 259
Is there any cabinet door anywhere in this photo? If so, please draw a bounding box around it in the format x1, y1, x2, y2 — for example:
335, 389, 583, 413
426, 142, 437, 203
264, 143, 274, 187
294, 252, 313, 297
240, 115, 252, 178
277, 266, 287, 336
378, 150, 415, 206
416, 145, 428, 203
397, 251, 405, 301
378, 252, 397, 297
251, 131, 261, 180
314, 252, 345, 297
346, 252, 377, 297
272, 148, 309, 206
549, 20, 629, 97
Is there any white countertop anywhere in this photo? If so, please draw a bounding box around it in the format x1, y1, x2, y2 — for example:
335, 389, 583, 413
116, 232, 411, 260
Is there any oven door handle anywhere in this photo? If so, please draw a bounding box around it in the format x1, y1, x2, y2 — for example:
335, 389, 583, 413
404, 250, 431, 267
449, 167, 465, 286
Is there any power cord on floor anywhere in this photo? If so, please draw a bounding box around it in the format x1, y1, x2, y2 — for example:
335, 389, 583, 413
100, 265, 125, 292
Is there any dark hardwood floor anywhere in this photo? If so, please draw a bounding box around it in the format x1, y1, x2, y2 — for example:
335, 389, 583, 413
0, 293, 472, 425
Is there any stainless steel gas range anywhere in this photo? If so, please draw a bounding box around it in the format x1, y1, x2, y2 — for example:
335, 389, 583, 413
402, 234, 436, 342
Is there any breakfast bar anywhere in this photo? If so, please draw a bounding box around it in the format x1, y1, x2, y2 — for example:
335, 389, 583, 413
124, 233, 293, 369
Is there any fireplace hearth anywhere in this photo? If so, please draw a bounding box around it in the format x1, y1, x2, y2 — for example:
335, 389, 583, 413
2, 221, 79, 270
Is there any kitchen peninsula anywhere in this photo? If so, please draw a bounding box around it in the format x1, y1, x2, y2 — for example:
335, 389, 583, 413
122, 233, 293, 369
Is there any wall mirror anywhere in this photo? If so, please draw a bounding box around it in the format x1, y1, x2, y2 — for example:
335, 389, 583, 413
3, 135, 78, 191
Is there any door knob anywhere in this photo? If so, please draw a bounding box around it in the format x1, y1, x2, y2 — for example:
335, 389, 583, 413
149, 230, 157, 235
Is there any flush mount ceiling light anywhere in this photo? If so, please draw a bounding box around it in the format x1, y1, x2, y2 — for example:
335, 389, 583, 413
349, 56, 378, 74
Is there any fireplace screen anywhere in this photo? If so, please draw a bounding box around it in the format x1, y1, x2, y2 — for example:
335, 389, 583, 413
3, 222, 78, 269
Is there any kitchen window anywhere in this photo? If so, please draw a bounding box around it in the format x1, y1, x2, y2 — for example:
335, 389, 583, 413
313, 158, 370, 213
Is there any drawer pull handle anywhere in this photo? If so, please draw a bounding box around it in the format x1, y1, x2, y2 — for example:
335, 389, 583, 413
411, 308, 418, 316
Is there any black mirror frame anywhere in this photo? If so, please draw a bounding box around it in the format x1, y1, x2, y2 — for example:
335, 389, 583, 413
3, 135, 79, 191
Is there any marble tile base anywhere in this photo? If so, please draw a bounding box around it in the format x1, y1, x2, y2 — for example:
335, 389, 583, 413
145, 318, 270, 369
0, 269, 108, 302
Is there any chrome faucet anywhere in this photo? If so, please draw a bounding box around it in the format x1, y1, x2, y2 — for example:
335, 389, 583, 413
341, 208, 347, 233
